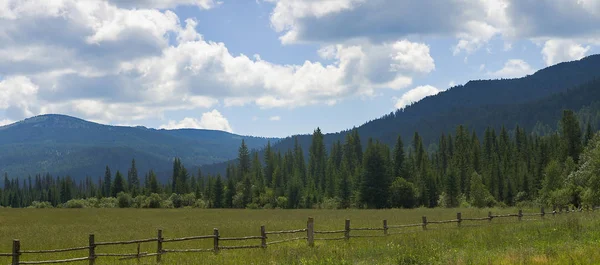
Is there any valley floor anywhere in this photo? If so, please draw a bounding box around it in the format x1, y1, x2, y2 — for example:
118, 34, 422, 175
0, 208, 598, 264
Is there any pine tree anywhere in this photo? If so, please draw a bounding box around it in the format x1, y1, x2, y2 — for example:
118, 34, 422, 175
360, 139, 390, 209
393, 135, 406, 178
238, 140, 251, 179
127, 159, 140, 197
561, 109, 583, 162
112, 171, 125, 197
103, 166, 112, 197
264, 141, 275, 187
225, 177, 235, 208
211, 176, 224, 208
308, 128, 327, 194
148, 170, 159, 194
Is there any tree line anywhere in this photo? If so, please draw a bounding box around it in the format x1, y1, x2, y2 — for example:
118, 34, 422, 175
1, 110, 598, 209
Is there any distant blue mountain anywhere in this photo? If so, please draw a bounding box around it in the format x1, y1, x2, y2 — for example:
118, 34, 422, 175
0, 114, 278, 180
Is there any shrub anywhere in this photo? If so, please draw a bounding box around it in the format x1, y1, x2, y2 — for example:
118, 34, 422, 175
98, 197, 118, 208
320, 197, 341, 209
169, 194, 183, 208
64, 199, 86, 208
389, 178, 417, 208
132, 195, 147, 208
30, 201, 53, 208
193, 199, 207, 208
117, 192, 132, 208
275, 196, 288, 209
181, 193, 196, 207
145, 193, 162, 208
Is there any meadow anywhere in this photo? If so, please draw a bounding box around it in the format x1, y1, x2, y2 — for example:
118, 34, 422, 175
0, 208, 599, 265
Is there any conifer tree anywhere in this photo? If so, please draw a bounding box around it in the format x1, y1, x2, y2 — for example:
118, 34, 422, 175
127, 159, 140, 197
112, 171, 125, 197
103, 166, 112, 197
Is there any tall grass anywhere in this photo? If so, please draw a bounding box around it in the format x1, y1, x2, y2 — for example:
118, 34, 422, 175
0, 208, 598, 264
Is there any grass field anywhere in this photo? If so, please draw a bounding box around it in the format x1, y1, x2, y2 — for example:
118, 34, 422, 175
0, 208, 599, 264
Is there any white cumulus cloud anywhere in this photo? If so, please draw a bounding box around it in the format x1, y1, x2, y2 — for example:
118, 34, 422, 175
394, 85, 440, 109
541, 39, 591, 66
488, 59, 534, 78
160, 109, 233, 132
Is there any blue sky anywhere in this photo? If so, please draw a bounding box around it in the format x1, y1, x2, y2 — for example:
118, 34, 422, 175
0, 0, 599, 137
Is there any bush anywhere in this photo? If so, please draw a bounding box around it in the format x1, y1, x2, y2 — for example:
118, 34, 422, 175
193, 199, 207, 208
246, 203, 259, 209
169, 194, 183, 208
30, 201, 53, 208
275, 196, 288, 209
98, 197, 118, 208
181, 193, 196, 207
64, 199, 86, 208
389, 178, 417, 208
145, 193, 162, 208
132, 195, 147, 208
319, 197, 341, 209
117, 192, 132, 208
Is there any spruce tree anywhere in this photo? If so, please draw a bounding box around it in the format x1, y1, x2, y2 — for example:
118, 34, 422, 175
393, 135, 405, 178
127, 159, 139, 197
112, 171, 125, 197
211, 176, 224, 208
103, 166, 112, 197
238, 140, 251, 179
561, 109, 583, 162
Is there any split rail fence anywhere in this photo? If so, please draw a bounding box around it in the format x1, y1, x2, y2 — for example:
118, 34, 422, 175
0, 206, 592, 264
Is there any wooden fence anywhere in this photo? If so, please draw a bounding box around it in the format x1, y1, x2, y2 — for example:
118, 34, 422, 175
0, 206, 592, 264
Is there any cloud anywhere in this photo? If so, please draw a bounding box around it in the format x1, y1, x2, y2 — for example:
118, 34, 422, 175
107, 0, 220, 9
394, 85, 440, 109
269, 116, 281, 121
488, 59, 534, 78
541, 39, 591, 66
160, 109, 233, 132
0, 0, 434, 124
266, 0, 600, 56
267, 0, 509, 55
0, 119, 14, 127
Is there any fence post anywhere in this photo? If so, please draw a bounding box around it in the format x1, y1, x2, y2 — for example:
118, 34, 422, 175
518, 209, 523, 221
136, 243, 141, 262
12, 240, 20, 265
344, 219, 351, 241
488, 211, 492, 222
213, 228, 220, 253
260, 225, 267, 249
457, 212, 462, 227
156, 229, 163, 263
422, 216, 427, 230
307, 218, 314, 247
383, 220, 388, 236
88, 234, 95, 265
541, 207, 545, 219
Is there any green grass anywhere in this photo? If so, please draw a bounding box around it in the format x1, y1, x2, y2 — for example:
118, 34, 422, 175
0, 208, 599, 264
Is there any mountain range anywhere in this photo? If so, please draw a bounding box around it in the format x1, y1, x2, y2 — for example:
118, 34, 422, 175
0, 115, 277, 180
2, 54, 600, 180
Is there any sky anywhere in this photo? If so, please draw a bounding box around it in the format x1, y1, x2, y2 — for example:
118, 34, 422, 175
0, 0, 599, 138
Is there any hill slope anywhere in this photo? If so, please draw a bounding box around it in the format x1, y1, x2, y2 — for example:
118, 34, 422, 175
0, 115, 277, 180
202, 55, 600, 174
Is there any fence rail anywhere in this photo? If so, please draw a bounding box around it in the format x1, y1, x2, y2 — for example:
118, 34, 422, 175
2, 206, 594, 264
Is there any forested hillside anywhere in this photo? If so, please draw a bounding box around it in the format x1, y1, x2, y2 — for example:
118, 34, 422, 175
0, 115, 277, 180
202, 55, 600, 175
2, 109, 598, 210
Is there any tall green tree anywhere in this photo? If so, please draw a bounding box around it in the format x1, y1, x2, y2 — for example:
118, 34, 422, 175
103, 166, 112, 197
561, 109, 583, 162
238, 140, 251, 179
360, 139, 391, 209
112, 171, 126, 197
127, 159, 140, 196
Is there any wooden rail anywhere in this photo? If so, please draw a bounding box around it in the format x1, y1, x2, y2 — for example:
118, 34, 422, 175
2, 206, 594, 264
